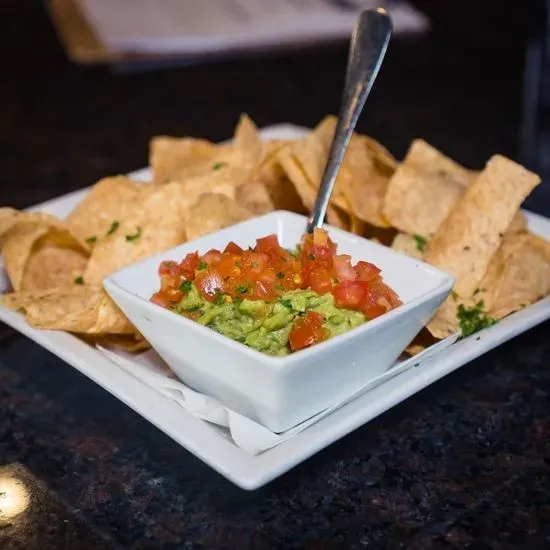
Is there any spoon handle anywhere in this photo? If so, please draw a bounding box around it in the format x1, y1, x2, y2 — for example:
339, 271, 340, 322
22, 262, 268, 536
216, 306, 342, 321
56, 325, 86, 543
307, 8, 393, 232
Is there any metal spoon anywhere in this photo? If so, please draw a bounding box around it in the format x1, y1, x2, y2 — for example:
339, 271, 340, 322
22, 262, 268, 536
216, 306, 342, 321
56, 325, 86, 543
307, 8, 393, 233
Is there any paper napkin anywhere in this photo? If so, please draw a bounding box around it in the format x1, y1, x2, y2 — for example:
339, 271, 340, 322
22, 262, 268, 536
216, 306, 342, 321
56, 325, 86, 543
98, 335, 457, 455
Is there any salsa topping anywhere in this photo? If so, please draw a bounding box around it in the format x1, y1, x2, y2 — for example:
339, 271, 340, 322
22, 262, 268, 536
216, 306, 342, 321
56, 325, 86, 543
151, 228, 402, 354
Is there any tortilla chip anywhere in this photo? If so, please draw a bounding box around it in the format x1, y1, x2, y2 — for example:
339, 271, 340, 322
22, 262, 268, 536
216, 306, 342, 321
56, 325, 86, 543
427, 232, 550, 338
92, 333, 151, 352
184, 193, 253, 242
277, 147, 350, 230
150, 136, 219, 185
287, 116, 391, 227
2, 219, 89, 292
326, 205, 351, 231
363, 136, 399, 172
66, 176, 149, 243
257, 142, 306, 213
84, 182, 191, 284
349, 213, 368, 236
22, 233, 88, 291
475, 232, 550, 318
383, 140, 476, 237
1, 286, 133, 334
235, 181, 274, 216
390, 210, 524, 264
0, 207, 20, 237
391, 233, 425, 260
405, 328, 439, 355
261, 139, 289, 165
507, 210, 527, 235
233, 114, 263, 163
2, 224, 50, 290
424, 155, 540, 298
150, 115, 263, 189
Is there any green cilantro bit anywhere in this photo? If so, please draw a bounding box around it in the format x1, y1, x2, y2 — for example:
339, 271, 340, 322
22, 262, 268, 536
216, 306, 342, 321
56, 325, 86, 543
187, 305, 201, 312
213, 162, 227, 170
236, 285, 248, 294
180, 280, 192, 292
413, 234, 427, 253
85, 235, 97, 245
275, 284, 284, 291
290, 248, 300, 259
74, 276, 84, 285
198, 261, 207, 270
276, 272, 285, 279
214, 292, 225, 306
280, 298, 293, 309
125, 227, 142, 242
457, 301, 497, 338
106, 221, 120, 235
451, 291, 458, 301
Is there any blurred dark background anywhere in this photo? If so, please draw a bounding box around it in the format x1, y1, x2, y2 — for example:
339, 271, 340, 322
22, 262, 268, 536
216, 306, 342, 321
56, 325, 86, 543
1, 0, 548, 213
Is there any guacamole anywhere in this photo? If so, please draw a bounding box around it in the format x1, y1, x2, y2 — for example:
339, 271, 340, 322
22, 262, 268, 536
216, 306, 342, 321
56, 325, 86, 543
175, 286, 365, 356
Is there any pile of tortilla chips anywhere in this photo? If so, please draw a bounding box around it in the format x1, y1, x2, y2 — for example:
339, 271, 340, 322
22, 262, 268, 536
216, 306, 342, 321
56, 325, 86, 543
1, 114, 549, 354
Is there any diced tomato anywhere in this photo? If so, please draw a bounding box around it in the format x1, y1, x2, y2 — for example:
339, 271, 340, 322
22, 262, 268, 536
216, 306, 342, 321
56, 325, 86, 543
241, 252, 269, 277
159, 274, 175, 293
305, 267, 333, 295
195, 269, 226, 302
250, 280, 277, 301
158, 260, 177, 275
216, 253, 242, 279
369, 279, 402, 309
332, 280, 367, 310
312, 227, 329, 246
224, 241, 243, 255
164, 288, 183, 303
360, 301, 387, 320
358, 279, 401, 319
354, 261, 381, 282
289, 311, 330, 351
301, 228, 337, 264
257, 267, 278, 285
150, 291, 171, 308
179, 252, 199, 280
256, 234, 280, 254
333, 254, 357, 282
201, 249, 223, 267
382, 282, 403, 308
359, 284, 388, 319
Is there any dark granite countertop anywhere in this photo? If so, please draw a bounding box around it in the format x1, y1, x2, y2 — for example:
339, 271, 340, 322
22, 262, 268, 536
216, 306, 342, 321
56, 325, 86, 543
1, 2, 550, 549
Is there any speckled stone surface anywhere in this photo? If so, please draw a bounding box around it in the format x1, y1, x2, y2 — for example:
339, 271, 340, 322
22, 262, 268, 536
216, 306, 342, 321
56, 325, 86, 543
1, 2, 550, 549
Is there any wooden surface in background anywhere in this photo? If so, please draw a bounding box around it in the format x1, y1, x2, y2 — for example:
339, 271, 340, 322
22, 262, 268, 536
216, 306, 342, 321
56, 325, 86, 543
46, 0, 112, 63
46, 0, 181, 65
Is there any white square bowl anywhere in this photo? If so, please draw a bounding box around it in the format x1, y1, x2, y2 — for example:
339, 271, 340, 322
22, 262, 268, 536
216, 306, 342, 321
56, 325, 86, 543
104, 211, 454, 433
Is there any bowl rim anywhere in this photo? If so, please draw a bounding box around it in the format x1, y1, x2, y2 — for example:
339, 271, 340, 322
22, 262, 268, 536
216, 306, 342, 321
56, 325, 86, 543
103, 211, 455, 370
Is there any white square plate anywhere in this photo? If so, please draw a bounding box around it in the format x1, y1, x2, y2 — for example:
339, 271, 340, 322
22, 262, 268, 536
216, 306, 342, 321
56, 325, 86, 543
2, 124, 550, 489
104, 210, 453, 432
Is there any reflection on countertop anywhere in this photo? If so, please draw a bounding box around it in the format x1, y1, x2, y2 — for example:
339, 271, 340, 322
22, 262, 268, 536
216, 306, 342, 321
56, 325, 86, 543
0, 470, 31, 523
0, 464, 113, 549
